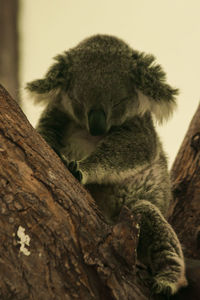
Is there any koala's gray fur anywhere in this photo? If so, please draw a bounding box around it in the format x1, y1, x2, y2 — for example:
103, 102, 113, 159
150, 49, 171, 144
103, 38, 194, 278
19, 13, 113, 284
26, 34, 187, 296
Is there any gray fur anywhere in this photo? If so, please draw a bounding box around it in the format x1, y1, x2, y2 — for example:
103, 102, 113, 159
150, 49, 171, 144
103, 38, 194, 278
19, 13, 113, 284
26, 34, 187, 295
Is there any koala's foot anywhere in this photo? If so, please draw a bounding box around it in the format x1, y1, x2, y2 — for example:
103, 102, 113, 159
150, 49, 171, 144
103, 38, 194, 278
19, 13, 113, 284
133, 201, 187, 297
68, 161, 83, 182
152, 278, 177, 297
152, 270, 187, 297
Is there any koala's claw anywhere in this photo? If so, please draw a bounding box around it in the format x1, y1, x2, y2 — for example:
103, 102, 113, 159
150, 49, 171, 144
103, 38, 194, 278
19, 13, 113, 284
68, 161, 78, 172
152, 279, 173, 298
68, 161, 83, 182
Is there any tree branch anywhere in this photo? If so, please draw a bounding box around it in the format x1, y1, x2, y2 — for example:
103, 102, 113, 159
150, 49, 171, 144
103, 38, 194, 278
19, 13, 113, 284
0, 84, 147, 300
168, 102, 200, 259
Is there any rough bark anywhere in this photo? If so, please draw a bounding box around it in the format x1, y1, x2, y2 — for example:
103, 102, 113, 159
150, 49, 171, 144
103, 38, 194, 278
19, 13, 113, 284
167, 102, 200, 300
0, 0, 19, 102
168, 102, 200, 259
0, 85, 151, 300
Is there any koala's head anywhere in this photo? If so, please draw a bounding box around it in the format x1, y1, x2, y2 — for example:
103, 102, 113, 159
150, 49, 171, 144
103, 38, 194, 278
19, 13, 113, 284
26, 34, 178, 136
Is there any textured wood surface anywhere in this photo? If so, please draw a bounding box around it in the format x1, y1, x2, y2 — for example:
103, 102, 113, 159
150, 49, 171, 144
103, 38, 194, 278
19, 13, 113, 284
169, 102, 200, 259
0, 84, 145, 300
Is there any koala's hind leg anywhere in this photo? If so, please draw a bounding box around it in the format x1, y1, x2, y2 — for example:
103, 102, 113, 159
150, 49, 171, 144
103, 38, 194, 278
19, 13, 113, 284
131, 200, 187, 296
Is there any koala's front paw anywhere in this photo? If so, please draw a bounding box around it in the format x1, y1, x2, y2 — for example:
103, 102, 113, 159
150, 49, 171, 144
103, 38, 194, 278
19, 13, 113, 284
152, 277, 178, 298
68, 161, 83, 182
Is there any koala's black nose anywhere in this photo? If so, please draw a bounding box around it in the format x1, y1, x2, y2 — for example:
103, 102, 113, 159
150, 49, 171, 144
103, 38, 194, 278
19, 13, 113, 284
88, 109, 107, 136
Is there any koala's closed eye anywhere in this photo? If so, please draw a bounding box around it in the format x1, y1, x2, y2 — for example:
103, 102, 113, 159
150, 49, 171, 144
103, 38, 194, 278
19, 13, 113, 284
112, 97, 130, 108
71, 97, 81, 104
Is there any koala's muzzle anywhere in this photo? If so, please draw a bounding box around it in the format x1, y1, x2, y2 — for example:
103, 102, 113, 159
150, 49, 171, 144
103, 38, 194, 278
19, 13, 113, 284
88, 109, 107, 136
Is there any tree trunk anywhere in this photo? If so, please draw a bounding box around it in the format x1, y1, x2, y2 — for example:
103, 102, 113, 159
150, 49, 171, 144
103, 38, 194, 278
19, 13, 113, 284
168, 102, 200, 259
0, 84, 200, 300
0, 84, 151, 300
167, 102, 200, 300
0, 0, 19, 102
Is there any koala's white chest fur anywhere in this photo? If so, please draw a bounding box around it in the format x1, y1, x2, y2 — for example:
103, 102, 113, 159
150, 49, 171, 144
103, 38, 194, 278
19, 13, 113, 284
61, 123, 103, 161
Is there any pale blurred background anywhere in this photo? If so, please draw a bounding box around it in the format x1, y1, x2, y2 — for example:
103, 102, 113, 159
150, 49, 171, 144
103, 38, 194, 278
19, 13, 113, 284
14, 1, 200, 167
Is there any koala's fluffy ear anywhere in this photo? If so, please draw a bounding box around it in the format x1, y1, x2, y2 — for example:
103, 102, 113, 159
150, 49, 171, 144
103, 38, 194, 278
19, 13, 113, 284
131, 51, 178, 123
26, 53, 71, 103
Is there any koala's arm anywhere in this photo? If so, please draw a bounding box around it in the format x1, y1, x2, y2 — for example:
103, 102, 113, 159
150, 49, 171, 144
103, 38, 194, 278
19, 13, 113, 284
36, 104, 68, 157
78, 117, 157, 184
132, 200, 187, 295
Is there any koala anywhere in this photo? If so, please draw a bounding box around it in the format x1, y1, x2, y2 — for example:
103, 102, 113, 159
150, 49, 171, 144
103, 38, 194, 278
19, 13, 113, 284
26, 34, 187, 296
